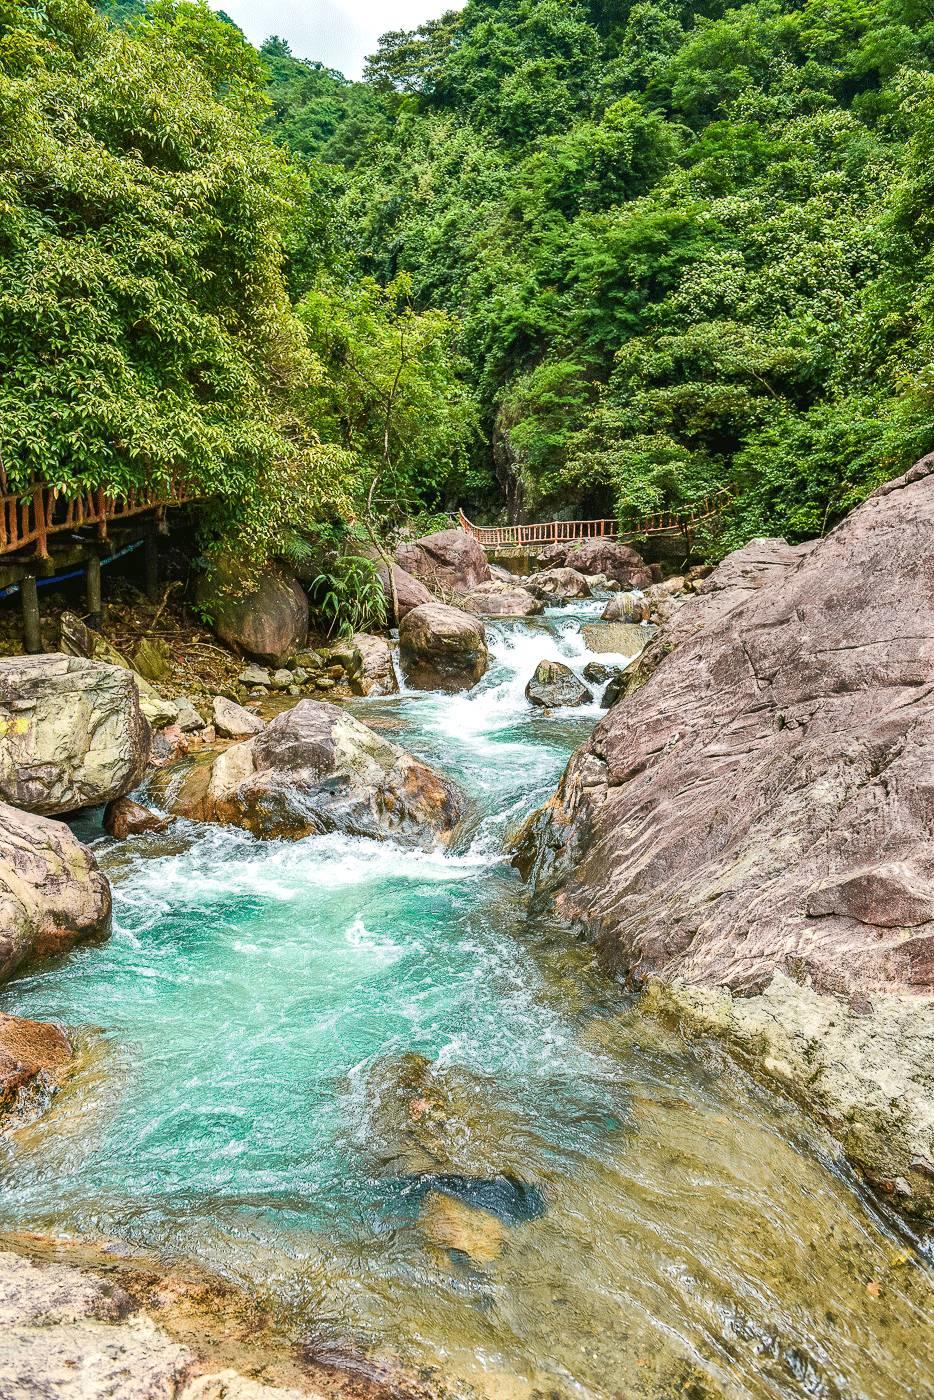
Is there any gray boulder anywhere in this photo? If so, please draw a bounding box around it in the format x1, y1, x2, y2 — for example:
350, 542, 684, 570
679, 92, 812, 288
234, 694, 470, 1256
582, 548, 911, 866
460, 582, 543, 618
0, 654, 150, 816
159, 701, 464, 848
526, 568, 591, 603
525, 660, 593, 709
0, 803, 111, 984
213, 696, 265, 739
399, 603, 489, 693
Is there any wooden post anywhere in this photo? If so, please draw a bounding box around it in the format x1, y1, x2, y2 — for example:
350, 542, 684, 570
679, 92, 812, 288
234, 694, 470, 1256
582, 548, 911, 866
21, 574, 41, 654
144, 528, 159, 601
86, 553, 102, 629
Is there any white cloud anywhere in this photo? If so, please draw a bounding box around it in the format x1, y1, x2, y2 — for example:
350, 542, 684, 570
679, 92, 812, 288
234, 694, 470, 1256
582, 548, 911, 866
211, 1, 462, 79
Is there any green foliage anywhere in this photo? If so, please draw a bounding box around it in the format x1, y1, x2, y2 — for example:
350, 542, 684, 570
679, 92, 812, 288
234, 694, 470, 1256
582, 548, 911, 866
310, 555, 386, 638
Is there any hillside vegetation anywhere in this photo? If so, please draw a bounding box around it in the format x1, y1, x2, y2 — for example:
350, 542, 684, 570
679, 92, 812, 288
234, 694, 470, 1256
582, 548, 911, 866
4, 0, 934, 562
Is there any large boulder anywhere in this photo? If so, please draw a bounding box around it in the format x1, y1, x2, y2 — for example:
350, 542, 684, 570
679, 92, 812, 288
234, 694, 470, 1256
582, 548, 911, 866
514, 458, 934, 1216
0, 655, 150, 816
375, 561, 434, 621
199, 562, 308, 667
395, 529, 491, 595
0, 803, 111, 984
399, 603, 489, 693
525, 661, 593, 709
159, 701, 463, 847
565, 539, 653, 586
525, 568, 591, 603
460, 582, 543, 619
351, 633, 399, 696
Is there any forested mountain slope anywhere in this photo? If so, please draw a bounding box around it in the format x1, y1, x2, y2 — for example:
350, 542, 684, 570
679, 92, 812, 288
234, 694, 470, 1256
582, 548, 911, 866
15, 0, 934, 557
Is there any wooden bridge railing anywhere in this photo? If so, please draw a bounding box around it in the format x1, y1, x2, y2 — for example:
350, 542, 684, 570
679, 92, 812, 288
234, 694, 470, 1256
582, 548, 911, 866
458, 488, 732, 550
0, 472, 197, 560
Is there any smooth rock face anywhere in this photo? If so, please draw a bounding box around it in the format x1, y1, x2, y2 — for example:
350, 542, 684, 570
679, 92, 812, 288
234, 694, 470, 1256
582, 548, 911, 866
161, 701, 463, 847
201, 563, 308, 667
351, 634, 399, 697
525, 568, 591, 602
0, 654, 151, 816
581, 622, 653, 656
0, 1014, 72, 1124
399, 603, 489, 693
376, 561, 434, 620
0, 803, 111, 984
213, 696, 265, 739
395, 529, 491, 595
460, 582, 544, 618
515, 459, 934, 1214
103, 798, 172, 840
526, 661, 592, 709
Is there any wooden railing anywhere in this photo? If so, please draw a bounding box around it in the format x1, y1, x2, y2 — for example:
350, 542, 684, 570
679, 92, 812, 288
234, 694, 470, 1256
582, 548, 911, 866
458, 488, 732, 549
0, 472, 197, 559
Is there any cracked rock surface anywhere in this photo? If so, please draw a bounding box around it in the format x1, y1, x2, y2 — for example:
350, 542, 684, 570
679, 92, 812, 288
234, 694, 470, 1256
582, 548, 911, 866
513, 455, 934, 1216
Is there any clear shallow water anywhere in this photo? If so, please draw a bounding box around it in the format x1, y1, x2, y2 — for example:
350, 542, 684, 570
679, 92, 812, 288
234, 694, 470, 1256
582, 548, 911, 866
2, 607, 932, 1398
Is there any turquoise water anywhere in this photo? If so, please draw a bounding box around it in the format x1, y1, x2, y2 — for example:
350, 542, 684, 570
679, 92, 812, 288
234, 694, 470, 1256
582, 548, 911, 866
2, 609, 932, 1398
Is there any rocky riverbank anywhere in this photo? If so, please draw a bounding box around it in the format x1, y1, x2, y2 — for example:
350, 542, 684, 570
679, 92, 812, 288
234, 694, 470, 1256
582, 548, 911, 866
514, 457, 934, 1221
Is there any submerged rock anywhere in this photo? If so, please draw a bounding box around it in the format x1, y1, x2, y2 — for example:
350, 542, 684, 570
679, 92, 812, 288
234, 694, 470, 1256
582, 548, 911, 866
399, 603, 489, 693
0, 803, 112, 984
395, 528, 491, 596
526, 660, 592, 709
525, 567, 591, 603
159, 701, 463, 847
0, 654, 151, 816
515, 456, 934, 1217
419, 1191, 507, 1265
0, 1014, 72, 1126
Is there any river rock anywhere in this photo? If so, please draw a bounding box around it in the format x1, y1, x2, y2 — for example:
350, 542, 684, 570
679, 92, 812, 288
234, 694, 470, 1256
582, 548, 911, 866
395, 528, 491, 595
420, 1192, 507, 1265
526, 661, 593, 709
376, 561, 434, 621
460, 581, 543, 618
0, 803, 111, 984
581, 622, 653, 657
399, 603, 489, 693
212, 696, 265, 739
0, 1014, 72, 1124
525, 568, 591, 603
582, 662, 618, 684
602, 592, 650, 624
159, 701, 463, 847
566, 539, 652, 586
103, 798, 172, 840
351, 633, 398, 696
513, 457, 934, 1217
200, 562, 308, 668
0, 654, 150, 817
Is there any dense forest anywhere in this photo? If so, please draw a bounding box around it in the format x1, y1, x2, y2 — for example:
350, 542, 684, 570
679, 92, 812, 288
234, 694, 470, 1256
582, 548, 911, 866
3, 0, 934, 566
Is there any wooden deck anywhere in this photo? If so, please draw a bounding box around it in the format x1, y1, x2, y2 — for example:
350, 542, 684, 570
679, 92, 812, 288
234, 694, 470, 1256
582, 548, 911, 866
0, 470, 196, 560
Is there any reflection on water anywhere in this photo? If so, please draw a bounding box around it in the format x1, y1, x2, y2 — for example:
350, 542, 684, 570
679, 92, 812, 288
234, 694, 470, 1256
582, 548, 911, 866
1, 607, 932, 1398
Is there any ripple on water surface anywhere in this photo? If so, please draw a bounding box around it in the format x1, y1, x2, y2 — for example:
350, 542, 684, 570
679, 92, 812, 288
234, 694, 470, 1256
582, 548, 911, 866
1, 611, 932, 1399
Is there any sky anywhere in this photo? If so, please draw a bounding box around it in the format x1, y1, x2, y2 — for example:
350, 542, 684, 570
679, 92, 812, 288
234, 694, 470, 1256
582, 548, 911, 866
210, 1, 462, 80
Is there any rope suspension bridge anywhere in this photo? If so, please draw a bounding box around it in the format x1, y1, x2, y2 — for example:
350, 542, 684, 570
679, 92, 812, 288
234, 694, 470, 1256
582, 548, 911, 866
457, 488, 732, 550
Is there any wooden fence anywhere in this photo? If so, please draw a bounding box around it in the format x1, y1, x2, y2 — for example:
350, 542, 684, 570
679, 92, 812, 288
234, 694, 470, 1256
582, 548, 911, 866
458, 489, 732, 549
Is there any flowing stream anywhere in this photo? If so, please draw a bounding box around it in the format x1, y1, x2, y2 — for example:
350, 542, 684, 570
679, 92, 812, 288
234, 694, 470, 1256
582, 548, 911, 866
1, 606, 932, 1398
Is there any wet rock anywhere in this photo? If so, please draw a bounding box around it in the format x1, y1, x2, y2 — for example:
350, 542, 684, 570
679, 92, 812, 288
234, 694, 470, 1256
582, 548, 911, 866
0, 654, 151, 816
525, 567, 591, 603
160, 701, 464, 847
582, 662, 619, 685
358, 1052, 535, 1182
395, 529, 491, 596
376, 561, 433, 621
399, 603, 489, 693
103, 798, 172, 840
200, 562, 308, 668
213, 697, 265, 740
460, 582, 543, 619
526, 661, 592, 709
515, 457, 934, 1218
420, 1192, 507, 1265
0, 1014, 72, 1125
0, 803, 111, 984
351, 634, 398, 697
601, 592, 650, 624
238, 665, 271, 689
